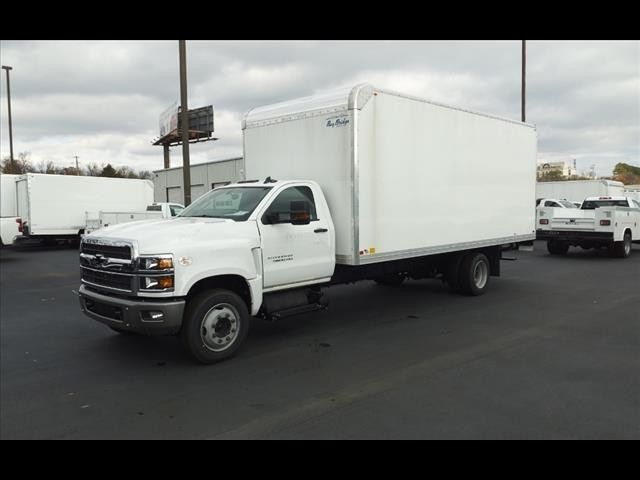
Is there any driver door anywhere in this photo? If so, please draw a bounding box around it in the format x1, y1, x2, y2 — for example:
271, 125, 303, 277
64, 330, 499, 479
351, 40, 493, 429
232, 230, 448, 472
258, 185, 334, 289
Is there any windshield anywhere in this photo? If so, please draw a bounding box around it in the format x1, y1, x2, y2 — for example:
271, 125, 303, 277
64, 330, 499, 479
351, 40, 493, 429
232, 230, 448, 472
559, 200, 577, 208
178, 187, 272, 221
581, 200, 629, 210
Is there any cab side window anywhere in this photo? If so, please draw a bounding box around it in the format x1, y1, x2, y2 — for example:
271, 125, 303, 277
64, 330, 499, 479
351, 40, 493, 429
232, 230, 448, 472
544, 201, 560, 207
262, 186, 318, 224
169, 205, 184, 216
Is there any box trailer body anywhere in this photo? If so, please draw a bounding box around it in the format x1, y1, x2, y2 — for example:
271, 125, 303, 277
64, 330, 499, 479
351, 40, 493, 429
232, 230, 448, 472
16, 174, 154, 238
243, 84, 537, 266
1, 174, 18, 217
535, 180, 625, 204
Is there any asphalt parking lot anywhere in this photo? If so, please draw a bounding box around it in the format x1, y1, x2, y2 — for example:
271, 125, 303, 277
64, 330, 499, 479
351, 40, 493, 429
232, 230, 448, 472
1, 241, 638, 439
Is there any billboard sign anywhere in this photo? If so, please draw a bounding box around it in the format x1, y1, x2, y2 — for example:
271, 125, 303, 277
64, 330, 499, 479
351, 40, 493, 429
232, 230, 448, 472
159, 102, 179, 137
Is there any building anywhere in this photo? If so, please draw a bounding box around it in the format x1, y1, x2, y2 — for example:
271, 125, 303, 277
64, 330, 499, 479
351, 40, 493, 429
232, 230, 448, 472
153, 155, 244, 203
537, 159, 577, 178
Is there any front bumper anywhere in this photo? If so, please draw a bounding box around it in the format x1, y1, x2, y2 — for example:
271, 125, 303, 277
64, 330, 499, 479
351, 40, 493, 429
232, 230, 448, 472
536, 229, 614, 242
78, 284, 185, 335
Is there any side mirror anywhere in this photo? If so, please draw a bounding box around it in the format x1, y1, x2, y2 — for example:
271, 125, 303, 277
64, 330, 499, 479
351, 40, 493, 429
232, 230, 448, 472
290, 200, 311, 225
263, 212, 280, 225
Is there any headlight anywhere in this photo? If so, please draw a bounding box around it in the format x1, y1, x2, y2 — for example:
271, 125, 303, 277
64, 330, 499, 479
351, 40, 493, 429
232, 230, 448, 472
140, 256, 173, 271
139, 275, 174, 291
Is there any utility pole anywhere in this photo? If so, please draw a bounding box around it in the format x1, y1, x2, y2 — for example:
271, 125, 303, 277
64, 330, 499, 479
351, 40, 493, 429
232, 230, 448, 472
521, 40, 526, 123
163, 145, 170, 169
74, 155, 80, 175
179, 40, 191, 206
2, 65, 14, 162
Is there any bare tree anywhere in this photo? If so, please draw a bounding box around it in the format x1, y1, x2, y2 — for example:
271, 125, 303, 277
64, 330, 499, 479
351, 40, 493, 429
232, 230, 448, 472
1, 151, 36, 174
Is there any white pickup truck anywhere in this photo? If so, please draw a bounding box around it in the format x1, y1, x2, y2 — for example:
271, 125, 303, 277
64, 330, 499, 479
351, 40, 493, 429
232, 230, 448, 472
84, 202, 184, 234
77, 84, 537, 364
536, 196, 640, 257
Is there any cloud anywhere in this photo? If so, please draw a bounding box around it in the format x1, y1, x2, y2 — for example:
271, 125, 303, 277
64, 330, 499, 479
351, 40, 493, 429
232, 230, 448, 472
1, 40, 638, 176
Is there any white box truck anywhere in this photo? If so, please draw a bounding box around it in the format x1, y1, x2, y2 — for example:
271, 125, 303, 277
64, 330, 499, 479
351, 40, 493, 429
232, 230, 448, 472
1, 174, 21, 247
77, 84, 537, 363
535, 179, 625, 204
15, 174, 154, 245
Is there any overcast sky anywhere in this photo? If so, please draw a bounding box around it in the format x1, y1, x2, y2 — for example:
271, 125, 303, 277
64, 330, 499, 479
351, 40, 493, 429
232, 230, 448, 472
1, 40, 638, 176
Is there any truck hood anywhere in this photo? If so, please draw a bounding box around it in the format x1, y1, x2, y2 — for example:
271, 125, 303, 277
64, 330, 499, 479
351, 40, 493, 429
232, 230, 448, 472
85, 217, 260, 255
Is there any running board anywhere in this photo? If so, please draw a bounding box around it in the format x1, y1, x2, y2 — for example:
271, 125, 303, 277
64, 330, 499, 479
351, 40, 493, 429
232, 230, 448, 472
268, 303, 328, 321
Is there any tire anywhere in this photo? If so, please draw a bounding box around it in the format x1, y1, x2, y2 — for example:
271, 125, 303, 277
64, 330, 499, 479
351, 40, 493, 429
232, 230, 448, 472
611, 231, 632, 258
547, 239, 569, 255
181, 289, 250, 364
458, 252, 490, 296
374, 273, 405, 286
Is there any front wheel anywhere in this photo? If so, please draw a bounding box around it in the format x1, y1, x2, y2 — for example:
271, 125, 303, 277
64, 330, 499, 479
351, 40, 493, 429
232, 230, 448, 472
181, 289, 250, 364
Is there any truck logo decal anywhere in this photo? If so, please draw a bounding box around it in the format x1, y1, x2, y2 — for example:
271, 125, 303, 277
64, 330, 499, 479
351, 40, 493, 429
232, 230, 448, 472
326, 116, 350, 128
267, 254, 293, 263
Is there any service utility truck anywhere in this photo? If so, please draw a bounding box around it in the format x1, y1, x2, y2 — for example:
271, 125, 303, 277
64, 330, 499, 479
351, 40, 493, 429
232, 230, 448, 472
84, 202, 184, 234
77, 84, 537, 364
0, 174, 21, 248
536, 196, 640, 257
535, 179, 625, 204
14, 174, 154, 246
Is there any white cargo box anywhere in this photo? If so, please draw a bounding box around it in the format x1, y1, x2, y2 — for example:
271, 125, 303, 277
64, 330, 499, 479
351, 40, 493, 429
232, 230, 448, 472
536, 179, 625, 203
243, 84, 537, 266
16, 174, 154, 236
1, 174, 18, 217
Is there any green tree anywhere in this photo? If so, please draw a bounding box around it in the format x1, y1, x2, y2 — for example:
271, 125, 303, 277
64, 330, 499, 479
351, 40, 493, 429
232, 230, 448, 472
100, 163, 120, 178
612, 162, 640, 185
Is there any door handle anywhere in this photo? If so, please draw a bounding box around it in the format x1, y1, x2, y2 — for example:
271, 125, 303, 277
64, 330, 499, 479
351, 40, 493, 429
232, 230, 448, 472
314, 228, 328, 233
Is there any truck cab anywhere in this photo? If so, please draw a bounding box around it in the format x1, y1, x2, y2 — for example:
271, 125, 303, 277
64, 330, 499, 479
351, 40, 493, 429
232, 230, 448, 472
78, 179, 336, 363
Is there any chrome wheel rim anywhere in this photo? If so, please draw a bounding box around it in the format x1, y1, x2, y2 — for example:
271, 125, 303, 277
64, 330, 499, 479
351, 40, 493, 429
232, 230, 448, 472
200, 303, 240, 352
473, 260, 488, 289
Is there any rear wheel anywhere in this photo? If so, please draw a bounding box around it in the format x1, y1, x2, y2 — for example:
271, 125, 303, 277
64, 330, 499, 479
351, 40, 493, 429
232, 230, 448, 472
547, 239, 569, 255
611, 231, 632, 258
181, 289, 250, 364
458, 252, 490, 296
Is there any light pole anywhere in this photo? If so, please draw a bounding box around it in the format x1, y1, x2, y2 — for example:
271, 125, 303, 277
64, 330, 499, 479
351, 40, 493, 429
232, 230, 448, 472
2, 65, 14, 162
521, 40, 526, 123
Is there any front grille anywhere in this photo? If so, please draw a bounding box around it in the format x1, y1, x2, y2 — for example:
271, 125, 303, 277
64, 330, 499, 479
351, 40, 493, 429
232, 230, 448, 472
81, 243, 132, 260
81, 267, 133, 292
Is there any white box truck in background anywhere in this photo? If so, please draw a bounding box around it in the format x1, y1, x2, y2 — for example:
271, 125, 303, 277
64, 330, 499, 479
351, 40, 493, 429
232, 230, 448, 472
535, 180, 625, 204
1, 174, 21, 247
16, 174, 154, 245
77, 84, 537, 363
